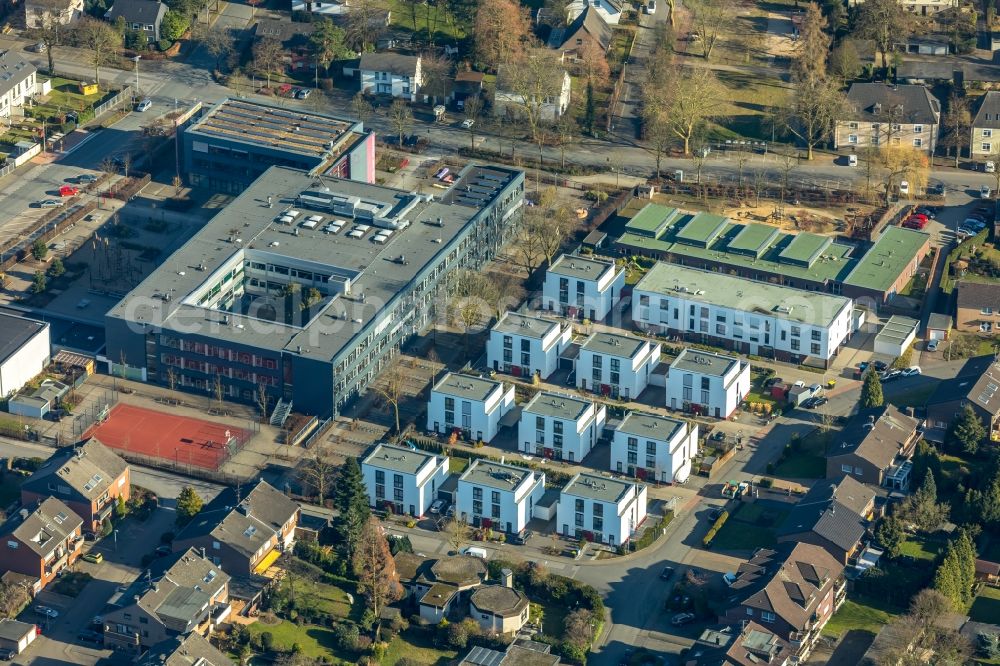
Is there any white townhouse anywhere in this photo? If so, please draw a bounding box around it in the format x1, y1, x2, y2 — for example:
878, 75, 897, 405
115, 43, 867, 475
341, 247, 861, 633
556, 472, 647, 546
666, 348, 751, 419
577, 331, 661, 399
456, 460, 545, 534
518, 391, 607, 463
361, 443, 449, 517
427, 372, 515, 443
487, 312, 572, 380
353, 53, 422, 102
543, 253, 625, 322
633, 263, 854, 368
0, 52, 37, 120
611, 411, 699, 484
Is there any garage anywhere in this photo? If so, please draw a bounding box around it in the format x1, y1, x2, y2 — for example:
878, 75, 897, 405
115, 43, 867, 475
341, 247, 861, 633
874, 315, 919, 358
927, 313, 952, 341
0, 619, 37, 655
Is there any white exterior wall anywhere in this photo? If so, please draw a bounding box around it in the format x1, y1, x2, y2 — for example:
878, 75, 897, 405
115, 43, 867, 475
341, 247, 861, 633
576, 342, 661, 399
471, 603, 528, 634
517, 402, 607, 462
487, 323, 571, 379
362, 456, 449, 517
610, 421, 699, 484
556, 484, 648, 545
665, 361, 751, 419
419, 599, 450, 623
359, 62, 422, 102
633, 289, 854, 361
0, 322, 49, 398
0, 70, 38, 120
427, 383, 515, 442
542, 262, 625, 321
456, 472, 545, 534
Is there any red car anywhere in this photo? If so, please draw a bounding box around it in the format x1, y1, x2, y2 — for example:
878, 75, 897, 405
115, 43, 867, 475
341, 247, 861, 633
903, 217, 927, 230
59, 185, 79, 197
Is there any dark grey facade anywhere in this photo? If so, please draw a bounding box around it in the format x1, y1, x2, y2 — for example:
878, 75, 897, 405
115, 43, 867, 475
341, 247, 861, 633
179, 98, 375, 194
105, 164, 524, 417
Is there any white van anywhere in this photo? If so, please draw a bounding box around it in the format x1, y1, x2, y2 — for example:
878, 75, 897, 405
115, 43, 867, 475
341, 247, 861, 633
986, 161, 996, 173
462, 546, 488, 559
847, 154, 858, 167
899, 180, 910, 196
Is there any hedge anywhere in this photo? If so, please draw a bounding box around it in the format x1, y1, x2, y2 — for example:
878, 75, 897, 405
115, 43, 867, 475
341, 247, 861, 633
632, 511, 674, 551
702, 510, 729, 548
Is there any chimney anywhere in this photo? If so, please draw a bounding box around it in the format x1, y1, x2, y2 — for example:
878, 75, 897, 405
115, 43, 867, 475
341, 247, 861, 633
501, 568, 513, 588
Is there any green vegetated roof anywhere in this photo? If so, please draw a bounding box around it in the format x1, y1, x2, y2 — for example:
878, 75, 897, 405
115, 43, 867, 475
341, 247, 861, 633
842, 226, 930, 292
778, 233, 833, 267
674, 212, 729, 247
625, 204, 680, 236
728, 223, 781, 257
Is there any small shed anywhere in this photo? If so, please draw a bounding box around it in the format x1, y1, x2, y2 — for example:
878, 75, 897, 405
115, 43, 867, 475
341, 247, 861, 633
874, 315, 918, 358
977, 558, 1000, 585
8, 379, 69, 419
926, 313, 952, 341
582, 230, 608, 251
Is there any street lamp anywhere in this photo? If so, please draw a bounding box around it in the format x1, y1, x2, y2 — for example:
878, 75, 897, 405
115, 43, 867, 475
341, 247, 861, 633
113, 529, 118, 552
132, 56, 141, 102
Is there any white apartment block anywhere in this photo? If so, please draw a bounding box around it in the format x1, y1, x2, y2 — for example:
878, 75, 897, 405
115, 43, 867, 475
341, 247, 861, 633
577, 331, 661, 399
542, 253, 625, 322
361, 443, 449, 517
487, 312, 572, 380
518, 391, 607, 463
611, 411, 699, 484
556, 472, 648, 546
456, 460, 545, 534
427, 372, 515, 443
633, 263, 854, 367
666, 349, 751, 419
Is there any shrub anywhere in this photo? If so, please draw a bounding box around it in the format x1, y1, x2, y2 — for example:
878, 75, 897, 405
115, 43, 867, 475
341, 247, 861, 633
331, 622, 359, 651
260, 631, 274, 653
757, 477, 773, 488
157, 39, 173, 51
372, 642, 388, 661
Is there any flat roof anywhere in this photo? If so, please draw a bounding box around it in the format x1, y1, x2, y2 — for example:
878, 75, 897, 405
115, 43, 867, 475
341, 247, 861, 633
674, 212, 729, 247
547, 254, 615, 281
670, 348, 741, 377
186, 98, 362, 160
728, 223, 781, 258
580, 331, 647, 359
0, 312, 47, 366
491, 312, 560, 340
106, 165, 521, 365
616, 411, 686, 442
778, 232, 833, 267
842, 226, 930, 291
362, 443, 440, 475
875, 315, 918, 345
562, 472, 636, 504
433, 372, 504, 402
624, 204, 680, 237
459, 459, 537, 491
634, 263, 852, 328
522, 391, 591, 421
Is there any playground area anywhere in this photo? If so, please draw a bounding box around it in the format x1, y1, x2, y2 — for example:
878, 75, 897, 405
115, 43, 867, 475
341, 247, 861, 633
84, 403, 252, 471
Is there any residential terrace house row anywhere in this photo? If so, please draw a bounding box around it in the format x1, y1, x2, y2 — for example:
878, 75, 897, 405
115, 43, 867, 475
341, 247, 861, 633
0, 497, 84, 593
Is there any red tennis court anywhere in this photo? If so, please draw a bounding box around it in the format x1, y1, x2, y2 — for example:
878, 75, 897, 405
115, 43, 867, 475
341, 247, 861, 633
84, 404, 249, 470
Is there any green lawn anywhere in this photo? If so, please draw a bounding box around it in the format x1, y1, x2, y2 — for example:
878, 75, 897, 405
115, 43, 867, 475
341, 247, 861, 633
248, 620, 339, 658
380, 628, 457, 666
298, 577, 355, 619
773, 430, 828, 479
970, 586, 1000, 625
708, 503, 786, 552
890, 384, 937, 409
530, 601, 568, 639
449, 457, 468, 474
385, 0, 466, 42
899, 534, 945, 562
822, 598, 897, 639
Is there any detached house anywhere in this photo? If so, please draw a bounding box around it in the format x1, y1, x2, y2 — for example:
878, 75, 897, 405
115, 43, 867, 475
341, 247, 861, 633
427, 372, 515, 443
776, 476, 875, 565
102, 548, 231, 654
361, 442, 449, 517
559, 5, 612, 58
826, 405, 921, 490
576, 331, 661, 399
518, 391, 607, 462
556, 472, 647, 546
970, 91, 1000, 160
956, 281, 1000, 333
835, 83, 941, 154
25, 0, 83, 27
350, 53, 422, 102
172, 480, 300, 578
394, 552, 487, 623
666, 349, 751, 419
487, 312, 571, 380
542, 253, 625, 322
456, 460, 545, 534
494, 65, 572, 121
469, 579, 530, 634
106, 0, 168, 43
0, 497, 83, 592
723, 543, 846, 661
21, 438, 130, 533
926, 357, 1000, 446
610, 411, 699, 484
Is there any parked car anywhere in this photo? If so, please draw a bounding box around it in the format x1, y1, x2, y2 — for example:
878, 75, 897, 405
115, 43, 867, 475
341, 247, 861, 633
982, 185, 992, 199
155, 545, 171, 557
872, 360, 888, 372
902, 366, 921, 377
927, 340, 940, 352
848, 154, 858, 167
509, 530, 532, 545
957, 227, 976, 238
647, 0, 656, 11
802, 396, 820, 409
915, 207, 936, 218
880, 370, 902, 382
460, 118, 475, 129
899, 180, 910, 196
986, 161, 997, 173
462, 546, 488, 559
0, 648, 13, 660
78, 174, 98, 184
77, 630, 102, 644
295, 88, 312, 99
445, 505, 455, 518
135, 99, 152, 112
34, 606, 58, 618
28, 42, 46, 53
812, 396, 829, 408
671, 612, 695, 626
38, 199, 60, 208
429, 499, 444, 514
83, 552, 103, 564
660, 566, 675, 580
59, 185, 79, 197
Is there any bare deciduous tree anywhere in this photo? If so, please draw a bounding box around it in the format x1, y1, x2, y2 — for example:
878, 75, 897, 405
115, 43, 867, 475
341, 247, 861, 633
940, 93, 971, 168
352, 516, 403, 616
474, 0, 530, 73
388, 99, 413, 146
853, 0, 911, 71
351, 92, 374, 124
370, 361, 406, 435
784, 77, 848, 160
878, 145, 929, 205
253, 37, 284, 89
76, 18, 122, 88
345, 0, 388, 52
463, 94, 484, 150
656, 67, 724, 155
687, 0, 729, 60
299, 443, 338, 505
420, 51, 454, 104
